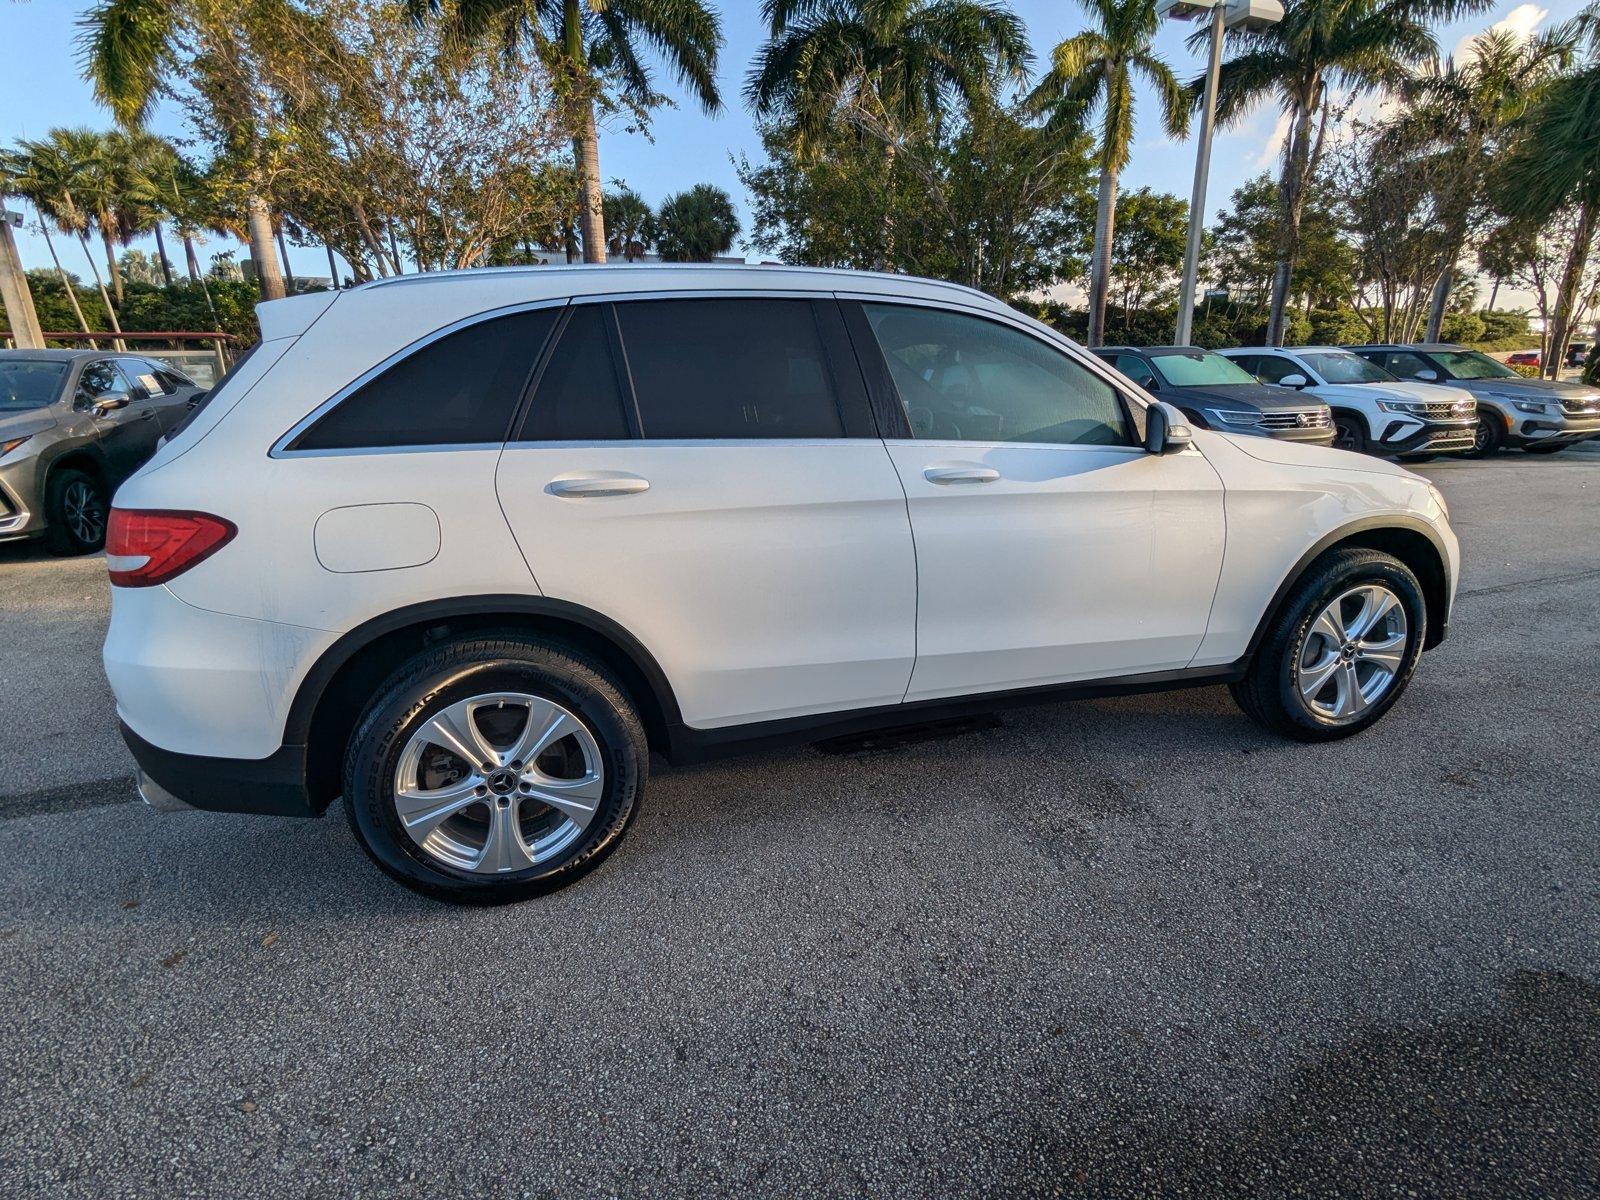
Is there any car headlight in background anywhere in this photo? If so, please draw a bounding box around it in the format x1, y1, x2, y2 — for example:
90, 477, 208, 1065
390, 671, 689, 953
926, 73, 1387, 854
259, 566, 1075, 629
1512, 399, 1557, 415
1377, 399, 1428, 414
1205, 409, 1264, 426
0, 435, 32, 457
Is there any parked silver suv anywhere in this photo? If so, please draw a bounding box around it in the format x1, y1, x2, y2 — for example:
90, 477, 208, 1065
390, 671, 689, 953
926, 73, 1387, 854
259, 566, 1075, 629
0, 349, 205, 553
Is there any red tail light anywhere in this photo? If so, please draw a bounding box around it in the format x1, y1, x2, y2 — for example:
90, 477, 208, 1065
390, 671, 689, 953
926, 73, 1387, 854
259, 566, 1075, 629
106, 508, 237, 588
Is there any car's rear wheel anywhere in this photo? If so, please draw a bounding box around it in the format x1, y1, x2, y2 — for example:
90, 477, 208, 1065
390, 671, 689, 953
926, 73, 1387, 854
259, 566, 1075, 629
43, 468, 108, 555
1230, 547, 1425, 741
1331, 415, 1367, 454
1465, 414, 1503, 458
342, 635, 646, 904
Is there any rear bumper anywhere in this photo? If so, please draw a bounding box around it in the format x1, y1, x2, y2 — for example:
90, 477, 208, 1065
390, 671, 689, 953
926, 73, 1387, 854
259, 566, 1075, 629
122, 722, 319, 818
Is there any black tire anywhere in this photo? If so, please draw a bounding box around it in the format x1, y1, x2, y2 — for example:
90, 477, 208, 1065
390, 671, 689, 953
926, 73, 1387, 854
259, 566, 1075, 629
1523, 442, 1566, 455
342, 635, 646, 904
1331, 415, 1368, 454
1230, 547, 1426, 742
43, 468, 108, 555
1464, 414, 1503, 458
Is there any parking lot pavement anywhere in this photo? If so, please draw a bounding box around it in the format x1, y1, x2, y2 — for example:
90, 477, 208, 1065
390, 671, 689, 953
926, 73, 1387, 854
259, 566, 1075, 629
2, 454, 1597, 1198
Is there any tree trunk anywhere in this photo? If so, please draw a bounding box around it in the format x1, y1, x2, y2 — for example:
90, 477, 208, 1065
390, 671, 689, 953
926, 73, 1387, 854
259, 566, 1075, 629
184, 234, 202, 283
1487, 276, 1501, 310
76, 229, 125, 349
387, 225, 404, 275
1425, 262, 1453, 343
245, 194, 286, 301
38, 220, 95, 344
276, 227, 295, 291
152, 223, 174, 286
1546, 194, 1596, 380
0, 218, 45, 349
1267, 92, 1319, 346
1086, 163, 1118, 348
572, 108, 607, 265
326, 241, 339, 288
101, 226, 124, 307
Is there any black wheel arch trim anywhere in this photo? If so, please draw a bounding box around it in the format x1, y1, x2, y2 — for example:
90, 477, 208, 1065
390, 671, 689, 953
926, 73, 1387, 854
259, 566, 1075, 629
282, 594, 686, 750
1243, 515, 1451, 660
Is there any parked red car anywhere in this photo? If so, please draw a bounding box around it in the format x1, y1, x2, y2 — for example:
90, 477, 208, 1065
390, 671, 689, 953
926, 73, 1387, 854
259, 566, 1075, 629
1507, 351, 1541, 367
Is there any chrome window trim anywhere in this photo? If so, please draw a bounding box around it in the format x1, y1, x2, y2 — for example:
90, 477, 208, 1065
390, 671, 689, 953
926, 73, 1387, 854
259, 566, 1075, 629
269, 297, 571, 458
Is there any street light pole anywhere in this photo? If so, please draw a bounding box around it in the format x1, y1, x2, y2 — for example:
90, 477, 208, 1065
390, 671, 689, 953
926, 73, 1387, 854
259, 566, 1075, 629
1160, 0, 1282, 347
0, 208, 46, 350
1174, 2, 1226, 347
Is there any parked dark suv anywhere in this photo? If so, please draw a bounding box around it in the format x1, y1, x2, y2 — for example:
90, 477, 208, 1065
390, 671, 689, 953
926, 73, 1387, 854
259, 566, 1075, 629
0, 349, 205, 554
1349, 343, 1600, 456
1091, 345, 1335, 443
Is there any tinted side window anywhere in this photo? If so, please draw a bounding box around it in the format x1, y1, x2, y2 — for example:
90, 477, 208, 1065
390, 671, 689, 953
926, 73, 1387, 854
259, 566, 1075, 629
517, 306, 631, 442
292, 308, 558, 450
1114, 354, 1156, 387
122, 359, 168, 397
75, 360, 132, 408
1250, 355, 1299, 385
863, 303, 1130, 446
615, 299, 846, 439
1385, 351, 1432, 379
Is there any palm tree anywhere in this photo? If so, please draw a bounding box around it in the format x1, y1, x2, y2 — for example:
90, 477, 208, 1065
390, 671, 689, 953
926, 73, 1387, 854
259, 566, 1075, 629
1493, 5, 1600, 377
1398, 25, 1572, 340
1206, 0, 1493, 345
78, 0, 288, 300
10, 129, 127, 347
604, 185, 656, 261
412, 0, 723, 265
747, 0, 1030, 152
1, 143, 97, 343
655, 183, 740, 261
1031, 0, 1189, 347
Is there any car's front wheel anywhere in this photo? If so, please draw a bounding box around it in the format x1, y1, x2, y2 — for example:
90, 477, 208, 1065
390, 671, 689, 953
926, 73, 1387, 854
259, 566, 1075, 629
342, 635, 646, 904
43, 468, 108, 555
1331, 415, 1368, 454
1230, 547, 1425, 741
1465, 414, 1503, 458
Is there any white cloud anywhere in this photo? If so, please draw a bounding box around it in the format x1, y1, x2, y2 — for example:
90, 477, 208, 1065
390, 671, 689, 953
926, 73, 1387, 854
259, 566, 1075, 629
1453, 3, 1548, 62
1253, 110, 1292, 167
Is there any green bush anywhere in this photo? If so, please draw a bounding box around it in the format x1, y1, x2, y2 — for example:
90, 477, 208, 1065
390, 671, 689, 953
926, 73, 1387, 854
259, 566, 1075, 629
3, 271, 266, 348
1439, 310, 1487, 345
1307, 307, 1371, 346
1583, 352, 1598, 387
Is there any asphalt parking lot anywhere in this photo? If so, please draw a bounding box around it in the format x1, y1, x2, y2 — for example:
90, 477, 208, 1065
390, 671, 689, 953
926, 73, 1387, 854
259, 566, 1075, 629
2, 451, 1597, 1198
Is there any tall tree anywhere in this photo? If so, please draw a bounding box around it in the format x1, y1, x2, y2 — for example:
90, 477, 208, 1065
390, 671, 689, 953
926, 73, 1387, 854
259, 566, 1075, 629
1397, 25, 1572, 340
604, 185, 655, 260
1205, 0, 1492, 345
78, 0, 295, 300
654, 183, 739, 261
1491, 5, 1600, 377
1032, 0, 1189, 347
412, 0, 722, 265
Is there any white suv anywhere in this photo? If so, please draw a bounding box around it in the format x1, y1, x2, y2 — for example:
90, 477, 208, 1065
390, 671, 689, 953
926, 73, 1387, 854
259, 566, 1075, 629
1220, 346, 1477, 457
103, 267, 1458, 903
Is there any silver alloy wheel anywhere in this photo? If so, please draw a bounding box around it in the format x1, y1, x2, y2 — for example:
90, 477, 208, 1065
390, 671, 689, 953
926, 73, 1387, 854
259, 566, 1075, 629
1295, 584, 1408, 722
393, 692, 605, 874
62, 479, 105, 544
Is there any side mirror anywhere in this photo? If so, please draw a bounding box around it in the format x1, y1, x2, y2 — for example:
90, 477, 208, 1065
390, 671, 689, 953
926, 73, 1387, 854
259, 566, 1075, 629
1414, 368, 1438, 382
92, 391, 132, 414
186, 389, 209, 407
1144, 401, 1194, 455
1141, 377, 1160, 394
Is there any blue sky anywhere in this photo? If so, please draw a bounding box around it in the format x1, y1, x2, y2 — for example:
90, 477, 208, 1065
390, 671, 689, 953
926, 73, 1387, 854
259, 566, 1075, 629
1, 0, 1586, 286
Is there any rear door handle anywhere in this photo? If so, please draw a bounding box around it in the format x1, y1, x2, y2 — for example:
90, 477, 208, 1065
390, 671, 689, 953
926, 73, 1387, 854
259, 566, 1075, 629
545, 474, 651, 498
923, 465, 1000, 485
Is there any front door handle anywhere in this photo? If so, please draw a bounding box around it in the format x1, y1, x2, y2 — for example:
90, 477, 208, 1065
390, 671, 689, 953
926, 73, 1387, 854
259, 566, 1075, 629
923, 464, 1000, 485
545, 474, 651, 498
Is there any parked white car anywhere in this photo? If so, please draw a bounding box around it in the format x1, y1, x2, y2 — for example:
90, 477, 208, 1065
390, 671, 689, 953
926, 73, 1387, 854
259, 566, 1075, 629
1219, 346, 1477, 457
104, 267, 1458, 902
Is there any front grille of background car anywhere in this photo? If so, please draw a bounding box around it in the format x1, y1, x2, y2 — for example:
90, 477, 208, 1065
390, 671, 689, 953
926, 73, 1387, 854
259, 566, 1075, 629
1421, 401, 1472, 421
1560, 396, 1600, 415
1259, 408, 1330, 430
1422, 428, 1475, 450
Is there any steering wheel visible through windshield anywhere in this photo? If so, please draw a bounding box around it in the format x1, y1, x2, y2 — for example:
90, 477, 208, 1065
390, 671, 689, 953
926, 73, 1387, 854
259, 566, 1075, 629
0, 361, 69, 411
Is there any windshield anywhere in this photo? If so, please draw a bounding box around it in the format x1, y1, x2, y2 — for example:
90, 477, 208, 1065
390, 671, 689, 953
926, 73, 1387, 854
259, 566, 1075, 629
1150, 351, 1259, 388
1430, 349, 1520, 380
0, 361, 69, 412
1301, 351, 1394, 385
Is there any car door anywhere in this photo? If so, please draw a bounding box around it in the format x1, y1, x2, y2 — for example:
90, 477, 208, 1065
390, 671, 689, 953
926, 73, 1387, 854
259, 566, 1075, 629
74, 358, 157, 476
847, 299, 1225, 702
122, 358, 196, 433
494, 296, 917, 731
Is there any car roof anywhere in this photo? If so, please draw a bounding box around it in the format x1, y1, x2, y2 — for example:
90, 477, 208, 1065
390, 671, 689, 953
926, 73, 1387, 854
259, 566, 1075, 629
1348, 343, 1466, 352
0, 348, 109, 361
1096, 345, 1210, 355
